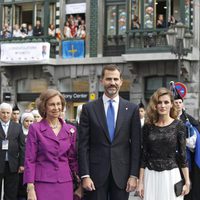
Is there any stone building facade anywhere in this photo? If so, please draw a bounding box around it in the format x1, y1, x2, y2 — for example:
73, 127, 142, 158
0, 0, 199, 120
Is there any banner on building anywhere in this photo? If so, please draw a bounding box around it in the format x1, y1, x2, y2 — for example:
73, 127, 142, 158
62, 40, 85, 58
0, 42, 50, 63
66, 3, 86, 14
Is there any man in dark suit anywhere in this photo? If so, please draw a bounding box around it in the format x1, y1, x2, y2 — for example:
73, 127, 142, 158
78, 64, 141, 200
0, 102, 25, 200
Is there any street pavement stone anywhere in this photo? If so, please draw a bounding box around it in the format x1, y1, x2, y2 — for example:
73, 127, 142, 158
129, 192, 141, 200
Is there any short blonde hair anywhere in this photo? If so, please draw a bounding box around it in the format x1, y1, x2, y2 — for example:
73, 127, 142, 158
36, 89, 65, 118
145, 87, 178, 124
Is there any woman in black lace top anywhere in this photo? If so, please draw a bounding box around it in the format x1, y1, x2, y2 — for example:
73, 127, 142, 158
137, 87, 190, 200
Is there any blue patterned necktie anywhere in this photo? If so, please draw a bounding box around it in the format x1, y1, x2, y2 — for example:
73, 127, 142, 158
106, 100, 115, 141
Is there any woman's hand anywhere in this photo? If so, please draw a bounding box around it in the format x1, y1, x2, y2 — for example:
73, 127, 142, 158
74, 172, 81, 184
136, 180, 144, 199
27, 184, 37, 200
74, 184, 84, 198
182, 182, 190, 196
181, 167, 191, 196
27, 189, 37, 200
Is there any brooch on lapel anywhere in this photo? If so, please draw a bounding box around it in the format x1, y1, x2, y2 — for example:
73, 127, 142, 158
125, 107, 128, 110
69, 128, 75, 136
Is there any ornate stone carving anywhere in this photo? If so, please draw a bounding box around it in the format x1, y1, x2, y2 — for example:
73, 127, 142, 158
128, 65, 139, 84
42, 66, 56, 85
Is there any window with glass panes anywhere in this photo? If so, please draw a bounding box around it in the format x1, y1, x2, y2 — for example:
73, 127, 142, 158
145, 75, 177, 100
0, 0, 56, 36
106, 1, 126, 36
105, 0, 193, 36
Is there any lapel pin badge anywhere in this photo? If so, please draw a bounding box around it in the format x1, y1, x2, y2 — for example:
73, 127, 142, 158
70, 128, 75, 135
126, 107, 128, 110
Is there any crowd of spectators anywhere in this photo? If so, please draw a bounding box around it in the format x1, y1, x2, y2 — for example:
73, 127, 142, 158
1, 15, 86, 40
0, 20, 56, 39
63, 14, 86, 39
132, 13, 178, 30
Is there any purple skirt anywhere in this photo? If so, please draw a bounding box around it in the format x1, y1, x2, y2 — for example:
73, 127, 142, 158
35, 181, 73, 200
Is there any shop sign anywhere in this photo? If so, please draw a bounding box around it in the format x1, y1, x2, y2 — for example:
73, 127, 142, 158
62, 92, 89, 102
90, 93, 96, 101
3, 93, 11, 101
17, 93, 40, 101
17, 92, 89, 102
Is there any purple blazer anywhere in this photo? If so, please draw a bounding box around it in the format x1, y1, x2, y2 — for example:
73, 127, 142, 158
24, 118, 78, 184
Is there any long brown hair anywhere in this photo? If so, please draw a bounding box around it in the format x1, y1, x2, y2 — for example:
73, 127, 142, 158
145, 87, 178, 124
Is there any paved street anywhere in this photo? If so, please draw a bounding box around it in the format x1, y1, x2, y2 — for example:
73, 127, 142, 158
129, 192, 141, 200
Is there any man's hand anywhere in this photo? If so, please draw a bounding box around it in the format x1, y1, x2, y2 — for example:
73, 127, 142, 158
82, 177, 96, 191
126, 176, 137, 192
18, 166, 24, 173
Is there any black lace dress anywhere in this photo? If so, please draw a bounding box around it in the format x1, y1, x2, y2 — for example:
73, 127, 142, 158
141, 119, 188, 200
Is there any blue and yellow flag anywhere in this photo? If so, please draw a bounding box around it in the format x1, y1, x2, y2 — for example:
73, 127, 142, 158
62, 40, 85, 58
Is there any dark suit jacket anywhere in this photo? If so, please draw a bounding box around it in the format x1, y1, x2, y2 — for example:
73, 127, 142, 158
78, 97, 141, 189
0, 121, 25, 173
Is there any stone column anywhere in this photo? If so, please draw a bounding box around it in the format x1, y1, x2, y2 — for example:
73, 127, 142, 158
85, 0, 90, 57
183, 61, 200, 119
97, 0, 104, 57
90, 0, 98, 57
128, 64, 143, 105
89, 66, 98, 101
55, 0, 62, 58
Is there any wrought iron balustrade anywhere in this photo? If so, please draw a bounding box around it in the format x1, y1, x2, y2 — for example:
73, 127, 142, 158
103, 29, 170, 56
103, 35, 126, 56
127, 30, 168, 50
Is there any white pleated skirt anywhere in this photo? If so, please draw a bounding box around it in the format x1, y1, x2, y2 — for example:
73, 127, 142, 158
144, 167, 183, 200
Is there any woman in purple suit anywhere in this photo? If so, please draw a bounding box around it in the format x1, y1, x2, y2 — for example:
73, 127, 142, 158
24, 89, 78, 200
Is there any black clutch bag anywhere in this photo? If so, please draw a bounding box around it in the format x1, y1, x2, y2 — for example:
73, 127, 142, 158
174, 179, 184, 197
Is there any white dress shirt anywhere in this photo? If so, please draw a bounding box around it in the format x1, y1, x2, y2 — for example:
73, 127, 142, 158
1, 120, 10, 161
102, 94, 119, 125
1, 120, 10, 137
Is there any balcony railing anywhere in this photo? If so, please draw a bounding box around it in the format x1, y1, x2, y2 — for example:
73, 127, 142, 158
103, 35, 126, 56
103, 29, 170, 56
126, 29, 168, 52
